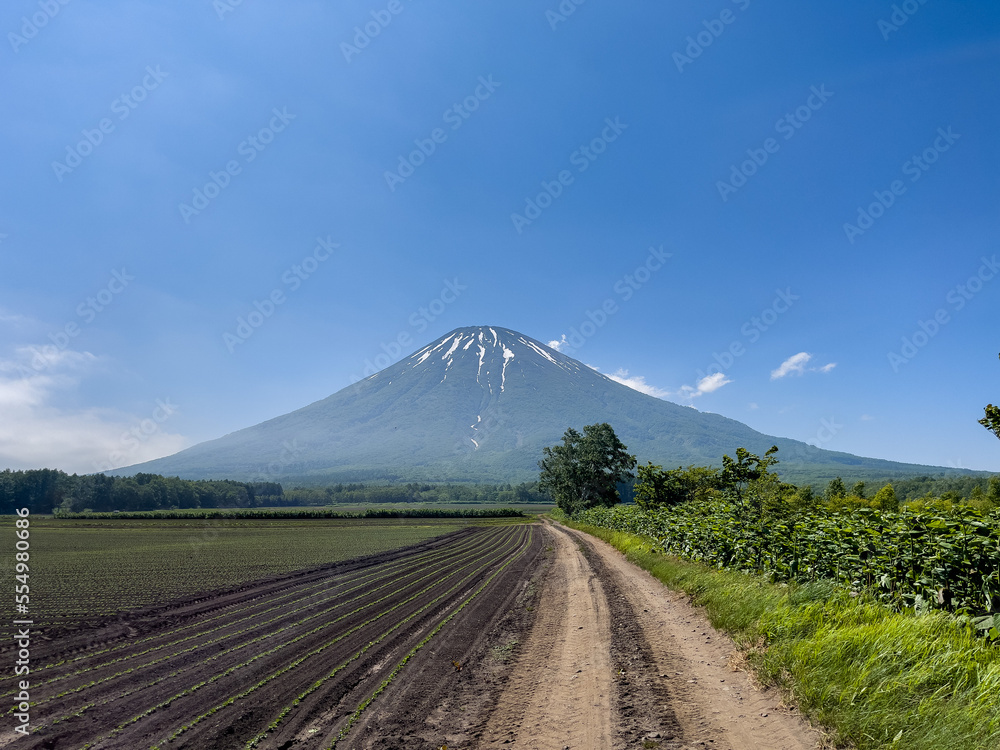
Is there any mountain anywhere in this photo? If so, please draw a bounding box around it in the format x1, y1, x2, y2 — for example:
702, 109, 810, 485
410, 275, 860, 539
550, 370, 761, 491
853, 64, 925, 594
114, 326, 966, 485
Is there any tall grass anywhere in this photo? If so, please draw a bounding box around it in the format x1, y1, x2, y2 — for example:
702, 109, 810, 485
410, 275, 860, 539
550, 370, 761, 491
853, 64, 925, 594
561, 516, 1000, 750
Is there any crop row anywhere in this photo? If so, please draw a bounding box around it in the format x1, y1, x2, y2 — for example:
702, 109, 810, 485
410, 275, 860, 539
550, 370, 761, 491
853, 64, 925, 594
4, 527, 489, 693
26, 528, 517, 729
240, 525, 531, 749
328, 526, 534, 749
149, 526, 528, 749
61, 526, 522, 749
0, 518, 458, 629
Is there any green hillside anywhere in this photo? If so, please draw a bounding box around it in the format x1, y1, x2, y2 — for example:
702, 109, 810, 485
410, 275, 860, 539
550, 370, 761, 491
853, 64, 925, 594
114, 326, 974, 486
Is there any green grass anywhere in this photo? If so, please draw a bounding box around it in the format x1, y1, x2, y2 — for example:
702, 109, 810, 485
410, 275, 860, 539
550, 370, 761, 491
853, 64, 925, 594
0, 517, 471, 628
55, 505, 532, 520
558, 515, 1000, 750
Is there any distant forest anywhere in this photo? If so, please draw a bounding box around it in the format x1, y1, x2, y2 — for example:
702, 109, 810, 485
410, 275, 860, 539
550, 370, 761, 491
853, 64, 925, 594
0, 467, 994, 515
0, 469, 549, 514
0, 470, 283, 515
281, 482, 549, 507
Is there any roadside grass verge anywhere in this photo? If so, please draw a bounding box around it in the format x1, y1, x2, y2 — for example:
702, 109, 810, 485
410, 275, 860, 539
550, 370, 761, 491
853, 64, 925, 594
556, 514, 1000, 750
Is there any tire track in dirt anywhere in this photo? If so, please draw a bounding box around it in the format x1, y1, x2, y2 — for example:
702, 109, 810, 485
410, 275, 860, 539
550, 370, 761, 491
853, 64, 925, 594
570, 522, 824, 750
480, 523, 615, 749
481, 521, 824, 750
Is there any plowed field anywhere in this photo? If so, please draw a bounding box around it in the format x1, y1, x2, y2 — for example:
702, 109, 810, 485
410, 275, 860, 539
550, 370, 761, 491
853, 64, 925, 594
0, 525, 540, 749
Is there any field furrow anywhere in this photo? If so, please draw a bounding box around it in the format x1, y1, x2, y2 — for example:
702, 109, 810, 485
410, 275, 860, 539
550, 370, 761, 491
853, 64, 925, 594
2, 524, 540, 750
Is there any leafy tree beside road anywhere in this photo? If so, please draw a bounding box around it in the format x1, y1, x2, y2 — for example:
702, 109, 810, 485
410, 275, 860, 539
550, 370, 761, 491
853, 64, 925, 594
634, 464, 720, 509
981, 352, 1000, 441
538, 423, 636, 514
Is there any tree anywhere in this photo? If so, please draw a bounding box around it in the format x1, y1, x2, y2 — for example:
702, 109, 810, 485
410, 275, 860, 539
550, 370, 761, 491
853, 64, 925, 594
987, 476, 1000, 507
634, 463, 719, 509
980, 353, 1000, 440
873, 483, 898, 511
634, 464, 693, 509
791, 484, 819, 511
851, 480, 867, 499
538, 423, 636, 515
718, 445, 779, 505
684, 465, 722, 502
826, 477, 846, 501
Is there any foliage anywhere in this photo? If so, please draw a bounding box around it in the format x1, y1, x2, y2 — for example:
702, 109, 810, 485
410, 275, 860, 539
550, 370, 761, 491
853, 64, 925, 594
576, 499, 1000, 620
538, 423, 636, 514
562, 519, 1000, 750
0, 469, 548, 513
56, 507, 524, 520
826, 477, 846, 500
0, 469, 282, 514
791, 484, 818, 511
983, 404, 1000, 440
719, 445, 779, 505
282, 481, 548, 506
634, 463, 719, 509
980, 352, 1000, 440
873, 483, 899, 511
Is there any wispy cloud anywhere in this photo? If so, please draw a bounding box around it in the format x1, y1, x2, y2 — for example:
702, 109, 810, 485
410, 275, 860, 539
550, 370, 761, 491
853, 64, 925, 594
0, 347, 188, 474
603, 368, 671, 398
678, 372, 733, 399
588, 364, 728, 401
770, 352, 837, 380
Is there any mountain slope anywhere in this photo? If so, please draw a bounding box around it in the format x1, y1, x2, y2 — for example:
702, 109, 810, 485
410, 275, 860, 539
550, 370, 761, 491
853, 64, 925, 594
116, 326, 963, 484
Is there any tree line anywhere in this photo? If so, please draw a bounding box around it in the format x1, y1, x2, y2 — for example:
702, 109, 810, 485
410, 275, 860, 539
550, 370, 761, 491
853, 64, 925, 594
0, 469, 549, 514
281, 481, 548, 506
0, 470, 283, 515
538, 421, 1000, 514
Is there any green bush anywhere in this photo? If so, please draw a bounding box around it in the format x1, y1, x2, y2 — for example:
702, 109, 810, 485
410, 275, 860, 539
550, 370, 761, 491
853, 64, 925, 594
576, 501, 1000, 618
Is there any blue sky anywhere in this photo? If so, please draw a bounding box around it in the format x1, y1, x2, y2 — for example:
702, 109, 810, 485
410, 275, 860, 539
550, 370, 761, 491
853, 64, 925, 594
1, 0, 998, 475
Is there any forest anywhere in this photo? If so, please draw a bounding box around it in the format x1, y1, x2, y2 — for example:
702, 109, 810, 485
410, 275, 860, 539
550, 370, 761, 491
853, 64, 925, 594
0, 469, 283, 515
0, 469, 549, 514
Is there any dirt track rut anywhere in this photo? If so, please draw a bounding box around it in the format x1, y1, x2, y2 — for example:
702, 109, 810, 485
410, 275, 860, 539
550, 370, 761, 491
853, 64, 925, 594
482, 521, 823, 750
480, 521, 614, 748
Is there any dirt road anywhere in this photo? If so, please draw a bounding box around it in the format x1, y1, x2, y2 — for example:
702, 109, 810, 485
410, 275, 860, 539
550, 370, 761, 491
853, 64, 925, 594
480, 520, 615, 748
481, 521, 823, 749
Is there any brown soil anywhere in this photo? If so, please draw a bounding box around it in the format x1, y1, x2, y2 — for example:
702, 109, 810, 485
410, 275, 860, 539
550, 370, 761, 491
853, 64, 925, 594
0, 525, 541, 750
479, 521, 615, 748
477, 521, 824, 750
3, 520, 827, 749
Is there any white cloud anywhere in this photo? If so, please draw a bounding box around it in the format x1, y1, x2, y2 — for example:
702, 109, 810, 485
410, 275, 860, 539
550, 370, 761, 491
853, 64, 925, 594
678, 372, 733, 399
0, 348, 188, 474
604, 368, 671, 398
0, 311, 28, 326
770, 352, 837, 379
548, 335, 568, 352
771, 352, 812, 379
860, 414, 874, 421
748, 402, 759, 410
588, 363, 731, 401
696, 372, 731, 394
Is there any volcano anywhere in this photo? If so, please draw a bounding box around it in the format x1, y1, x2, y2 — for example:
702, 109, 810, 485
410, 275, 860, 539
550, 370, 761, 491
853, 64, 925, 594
114, 325, 959, 484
